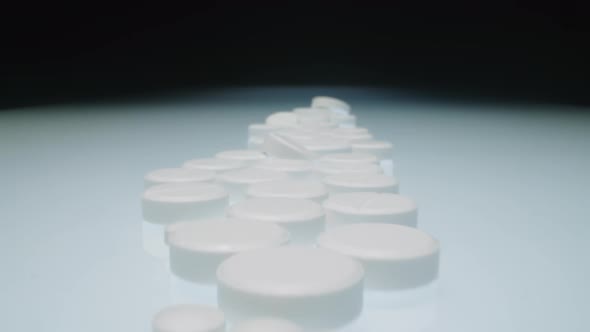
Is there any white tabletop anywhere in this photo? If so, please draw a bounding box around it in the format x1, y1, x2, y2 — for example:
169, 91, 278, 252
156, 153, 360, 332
1, 87, 589, 332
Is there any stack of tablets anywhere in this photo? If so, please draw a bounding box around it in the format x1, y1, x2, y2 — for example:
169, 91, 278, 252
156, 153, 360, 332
141, 96, 440, 331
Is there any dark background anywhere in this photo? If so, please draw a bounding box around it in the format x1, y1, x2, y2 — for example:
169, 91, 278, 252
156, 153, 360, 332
1, 2, 588, 109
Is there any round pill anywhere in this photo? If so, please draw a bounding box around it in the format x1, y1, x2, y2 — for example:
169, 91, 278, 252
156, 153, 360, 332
311, 96, 351, 114
166, 219, 290, 283
297, 136, 351, 156
276, 128, 318, 140
183, 158, 245, 173
248, 123, 278, 138
298, 120, 337, 130
216, 246, 364, 329
314, 160, 382, 178
351, 140, 394, 161
152, 304, 225, 332
331, 127, 369, 135
227, 197, 324, 243
293, 107, 332, 124
144, 168, 216, 188
217, 168, 289, 203
294, 107, 331, 117
247, 179, 328, 203
320, 152, 378, 164
323, 192, 417, 228
266, 111, 298, 128
216, 150, 267, 166
142, 183, 229, 224
253, 158, 313, 178
230, 318, 303, 332
261, 133, 315, 160
325, 128, 373, 143
317, 223, 439, 289
323, 173, 399, 194
331, 113, 356, 127
326, 132, 372, 144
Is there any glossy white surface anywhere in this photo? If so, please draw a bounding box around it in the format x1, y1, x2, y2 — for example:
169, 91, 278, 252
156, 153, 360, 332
2, 87, 589, 332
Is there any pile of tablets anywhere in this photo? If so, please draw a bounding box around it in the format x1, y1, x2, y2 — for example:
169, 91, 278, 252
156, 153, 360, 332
142, 96, 439, 331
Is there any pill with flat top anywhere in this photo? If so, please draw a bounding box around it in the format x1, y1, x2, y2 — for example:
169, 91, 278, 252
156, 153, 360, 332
253, 158, 313, 178
324, 128, 373, 143
166, 218, 290, 283
261, 133, 315, 160
331, 113, 357, 128
216, 246, 364, 329
311, 96, 351, 114
266, 111, 298, 128
296, 136, 351, 156
248, 123, 278, 139
216, 149, 267, 166
142, 183, 229, 224
293, 107, 332, 125
351, 140, 394, 161
227, 197, 324, 243
323, 192, 417, 228
298, 120, 338, 130
144, 168, 216, 188
320, 152, 378, 164
247, 178, 328, 203
351, 140, 395, 176
183, 158, 245, 173
323, 173, 399, 194
317, 223, 439, 289
217, 168, 289, 203
314, 160, 382, 178
276, 128, 323, 141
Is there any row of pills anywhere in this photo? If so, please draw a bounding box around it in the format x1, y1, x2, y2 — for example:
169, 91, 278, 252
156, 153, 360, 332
144, 96, 439, 331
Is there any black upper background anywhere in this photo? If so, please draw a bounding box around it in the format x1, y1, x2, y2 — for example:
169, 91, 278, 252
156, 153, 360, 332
1, 1, 588, 109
